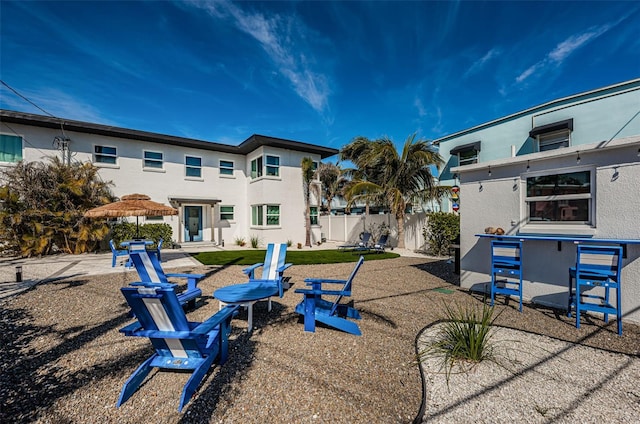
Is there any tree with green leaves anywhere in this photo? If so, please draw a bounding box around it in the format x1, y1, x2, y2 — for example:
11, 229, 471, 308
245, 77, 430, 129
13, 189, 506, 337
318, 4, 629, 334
315, 162, 347, 214
0, 157, 115, 256
340, 133, 446, 249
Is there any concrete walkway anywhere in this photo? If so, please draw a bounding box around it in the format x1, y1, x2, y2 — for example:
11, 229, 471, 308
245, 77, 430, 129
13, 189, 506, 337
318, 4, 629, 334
0, 241, 436, 300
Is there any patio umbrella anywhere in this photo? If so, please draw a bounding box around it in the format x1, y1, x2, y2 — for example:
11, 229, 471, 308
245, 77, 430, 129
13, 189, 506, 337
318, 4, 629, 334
84, 193, 178, 238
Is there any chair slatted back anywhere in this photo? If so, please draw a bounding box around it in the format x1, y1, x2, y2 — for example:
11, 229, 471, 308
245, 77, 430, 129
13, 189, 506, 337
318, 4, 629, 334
330, 256, 365, 315
129, 242, 168, 284
375, 234, 388, 248
360, 232, 371, 246
121, 284, 201, 359
491, 240, 522, 271
261, 243, 287, 280
576, 245, 622, 279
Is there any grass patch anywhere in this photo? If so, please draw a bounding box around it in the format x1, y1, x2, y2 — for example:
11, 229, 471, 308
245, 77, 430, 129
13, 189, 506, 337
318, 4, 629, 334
193, 249, 400, 265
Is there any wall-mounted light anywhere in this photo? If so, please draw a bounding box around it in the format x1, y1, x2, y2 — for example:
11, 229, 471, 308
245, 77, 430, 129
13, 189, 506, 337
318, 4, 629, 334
611, 166, 619, 182
526, 160, 530, 172
488, 165, 492, 177
512, 178, 519, 191
479, 181, 483, 192
637, 148, 640, 157
576, 151, 581, 164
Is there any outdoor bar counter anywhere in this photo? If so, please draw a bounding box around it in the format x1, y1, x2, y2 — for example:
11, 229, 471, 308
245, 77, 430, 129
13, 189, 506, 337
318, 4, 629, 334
468, 233, 640, 327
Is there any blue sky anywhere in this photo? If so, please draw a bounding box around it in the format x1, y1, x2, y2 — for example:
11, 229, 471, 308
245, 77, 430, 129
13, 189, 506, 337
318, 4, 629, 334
1, 0, 639, 154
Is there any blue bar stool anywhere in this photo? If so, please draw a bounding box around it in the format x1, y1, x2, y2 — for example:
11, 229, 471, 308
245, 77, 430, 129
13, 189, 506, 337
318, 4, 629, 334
490, 240, 523, 312
568, 245, 623, 335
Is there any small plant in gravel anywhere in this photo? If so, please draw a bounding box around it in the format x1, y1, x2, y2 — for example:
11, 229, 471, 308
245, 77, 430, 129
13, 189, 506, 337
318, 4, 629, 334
234, 237, 246, 247
249, 234, 260, 248
418, 301, 501, 385
286, 239, 293, 247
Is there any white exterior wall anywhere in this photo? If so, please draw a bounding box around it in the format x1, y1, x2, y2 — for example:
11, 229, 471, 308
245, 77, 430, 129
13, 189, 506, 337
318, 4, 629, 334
457, 139, 640, 324
1, 120, 328, 248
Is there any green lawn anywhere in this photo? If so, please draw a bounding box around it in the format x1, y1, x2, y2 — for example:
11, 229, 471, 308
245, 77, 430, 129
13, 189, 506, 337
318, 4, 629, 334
192, 249, 400, 265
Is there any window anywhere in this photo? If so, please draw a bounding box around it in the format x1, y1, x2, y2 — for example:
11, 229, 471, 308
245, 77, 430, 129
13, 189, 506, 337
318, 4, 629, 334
537, 130, 571, 152
143, 150, 163, 169
266, 205, 280, 225
220, 205, 234, 220
220, 160, 234, 176
310, 206, 319, 225
94, 145, 117, 164
0, 134, 23, 163
526, 170, 591, 224
265, 155, 279, 176
449, 141, 480, 166
529, 119, 573, 152
145, 215, 164, 221
252, 204, 280, 226
185, 156, 202, 178
251, 156, 263, 179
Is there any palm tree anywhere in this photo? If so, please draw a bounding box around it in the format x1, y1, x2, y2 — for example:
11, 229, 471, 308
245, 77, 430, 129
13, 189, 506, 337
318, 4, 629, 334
315, 162, 347, 214
301, 157, 317, 247
341, 133, 446, 249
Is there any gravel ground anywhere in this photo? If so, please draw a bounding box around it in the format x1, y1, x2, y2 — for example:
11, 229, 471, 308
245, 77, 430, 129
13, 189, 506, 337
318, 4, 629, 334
1, 256, 639, 423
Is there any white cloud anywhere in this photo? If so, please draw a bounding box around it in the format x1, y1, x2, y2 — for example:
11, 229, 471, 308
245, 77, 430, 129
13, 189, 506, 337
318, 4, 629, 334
515, 22, 616, 84
191, 0, 331, 114
464, 48, 501, 78
414, 97, 427, 117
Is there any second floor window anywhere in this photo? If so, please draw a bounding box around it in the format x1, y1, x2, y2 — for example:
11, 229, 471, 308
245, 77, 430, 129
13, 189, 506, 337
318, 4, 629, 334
251, 156, 263, 179
143, 151, 163, 169
530, 119, 573, 152
0, 134, 23, 163
94, 145, 117, 165
265, 155, 279, 176
449, 141, 480, 167
220, 160, 234, 176
185, 156, 202, 178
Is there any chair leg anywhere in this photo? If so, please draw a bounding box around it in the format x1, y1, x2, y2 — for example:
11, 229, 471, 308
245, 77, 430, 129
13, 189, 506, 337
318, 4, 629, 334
178, 355, 216, 412
117, 355, 156, 408
303, 295, 317, 333
490, 274, 496, 306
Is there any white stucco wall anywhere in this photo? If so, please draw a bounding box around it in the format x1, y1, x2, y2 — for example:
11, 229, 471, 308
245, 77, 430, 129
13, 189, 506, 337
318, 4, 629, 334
2, 121, 326, 248
456, 138, 640, 324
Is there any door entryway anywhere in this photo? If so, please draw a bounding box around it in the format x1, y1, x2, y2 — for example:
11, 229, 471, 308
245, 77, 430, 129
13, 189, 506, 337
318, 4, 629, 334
184, 206, 203, 242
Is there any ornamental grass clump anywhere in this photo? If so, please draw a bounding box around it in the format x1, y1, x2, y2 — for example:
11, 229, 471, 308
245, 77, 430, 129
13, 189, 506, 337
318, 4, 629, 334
418, 301, 500, 385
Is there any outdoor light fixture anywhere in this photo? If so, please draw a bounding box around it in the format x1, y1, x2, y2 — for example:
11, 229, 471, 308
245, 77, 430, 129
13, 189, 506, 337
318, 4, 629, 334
576, 151, 581, 164
488, 166, 492, 177
526, 160, 530, 172
637, 147, 640, 157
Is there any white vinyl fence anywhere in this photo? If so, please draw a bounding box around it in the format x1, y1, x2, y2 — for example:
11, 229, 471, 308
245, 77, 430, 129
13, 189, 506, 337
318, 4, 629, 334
319, 212, 429, 251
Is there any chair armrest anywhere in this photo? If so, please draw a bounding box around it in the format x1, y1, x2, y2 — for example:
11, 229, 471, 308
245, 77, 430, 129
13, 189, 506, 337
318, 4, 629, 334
119, 321, 143, 335
295, 288, 351, 296
277, 263, 293, 273
193, 305, 239, 335
166, 272, 204, 279
304, 278, 347, 285
242, 263, 263, 278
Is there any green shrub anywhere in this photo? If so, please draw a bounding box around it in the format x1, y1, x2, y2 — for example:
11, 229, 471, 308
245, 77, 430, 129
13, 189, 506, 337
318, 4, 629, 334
111, 222, 172, 249
423, 212, 459, 256
418, 301, 499, 385
250, 234, 260, 248
234, 236, 246, 246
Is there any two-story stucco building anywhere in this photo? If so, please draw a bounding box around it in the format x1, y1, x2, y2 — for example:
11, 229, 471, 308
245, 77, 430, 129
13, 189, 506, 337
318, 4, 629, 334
0, 110, 338, 246
433, 78, 640, 325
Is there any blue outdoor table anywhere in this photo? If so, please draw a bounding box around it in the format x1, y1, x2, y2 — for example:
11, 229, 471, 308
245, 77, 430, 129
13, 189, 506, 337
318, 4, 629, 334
213, 282, 279, 333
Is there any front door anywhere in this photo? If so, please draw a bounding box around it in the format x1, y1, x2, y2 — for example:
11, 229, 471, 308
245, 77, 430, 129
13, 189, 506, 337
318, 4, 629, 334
184, 206, 203, 242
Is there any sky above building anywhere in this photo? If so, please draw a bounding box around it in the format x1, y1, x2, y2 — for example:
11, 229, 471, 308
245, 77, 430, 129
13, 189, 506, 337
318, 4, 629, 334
1, 0, 639, 156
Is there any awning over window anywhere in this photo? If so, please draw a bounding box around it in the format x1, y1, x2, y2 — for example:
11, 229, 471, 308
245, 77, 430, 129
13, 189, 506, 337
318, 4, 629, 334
449, 141, 481, 155
529, 118, 573, 137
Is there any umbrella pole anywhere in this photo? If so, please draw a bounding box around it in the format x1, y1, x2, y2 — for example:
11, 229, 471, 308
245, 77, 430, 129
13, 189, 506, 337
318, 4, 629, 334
136, 216, 140, 239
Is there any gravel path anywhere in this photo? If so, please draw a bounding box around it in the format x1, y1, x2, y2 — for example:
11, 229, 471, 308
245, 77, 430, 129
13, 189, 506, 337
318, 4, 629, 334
1, 257, 638, 423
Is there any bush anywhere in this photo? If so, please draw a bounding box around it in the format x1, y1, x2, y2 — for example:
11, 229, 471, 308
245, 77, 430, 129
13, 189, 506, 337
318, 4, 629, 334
111, 222, 172, 249
250, 234, 260, 248
418, 301, 499, 385
423, 212, 459, 256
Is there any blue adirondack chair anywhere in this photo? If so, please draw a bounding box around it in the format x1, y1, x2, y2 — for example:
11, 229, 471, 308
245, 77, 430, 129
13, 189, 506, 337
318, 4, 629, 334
214, 243, 291, 332
110, 239, 130, 267
117, 283, 238, 412
568, 244, 623, 335
338, 232, 372, 251
372, 234, 389, 253
127, 241, 203, 308
490, 240, 523, 312
294, 256, 364, 335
